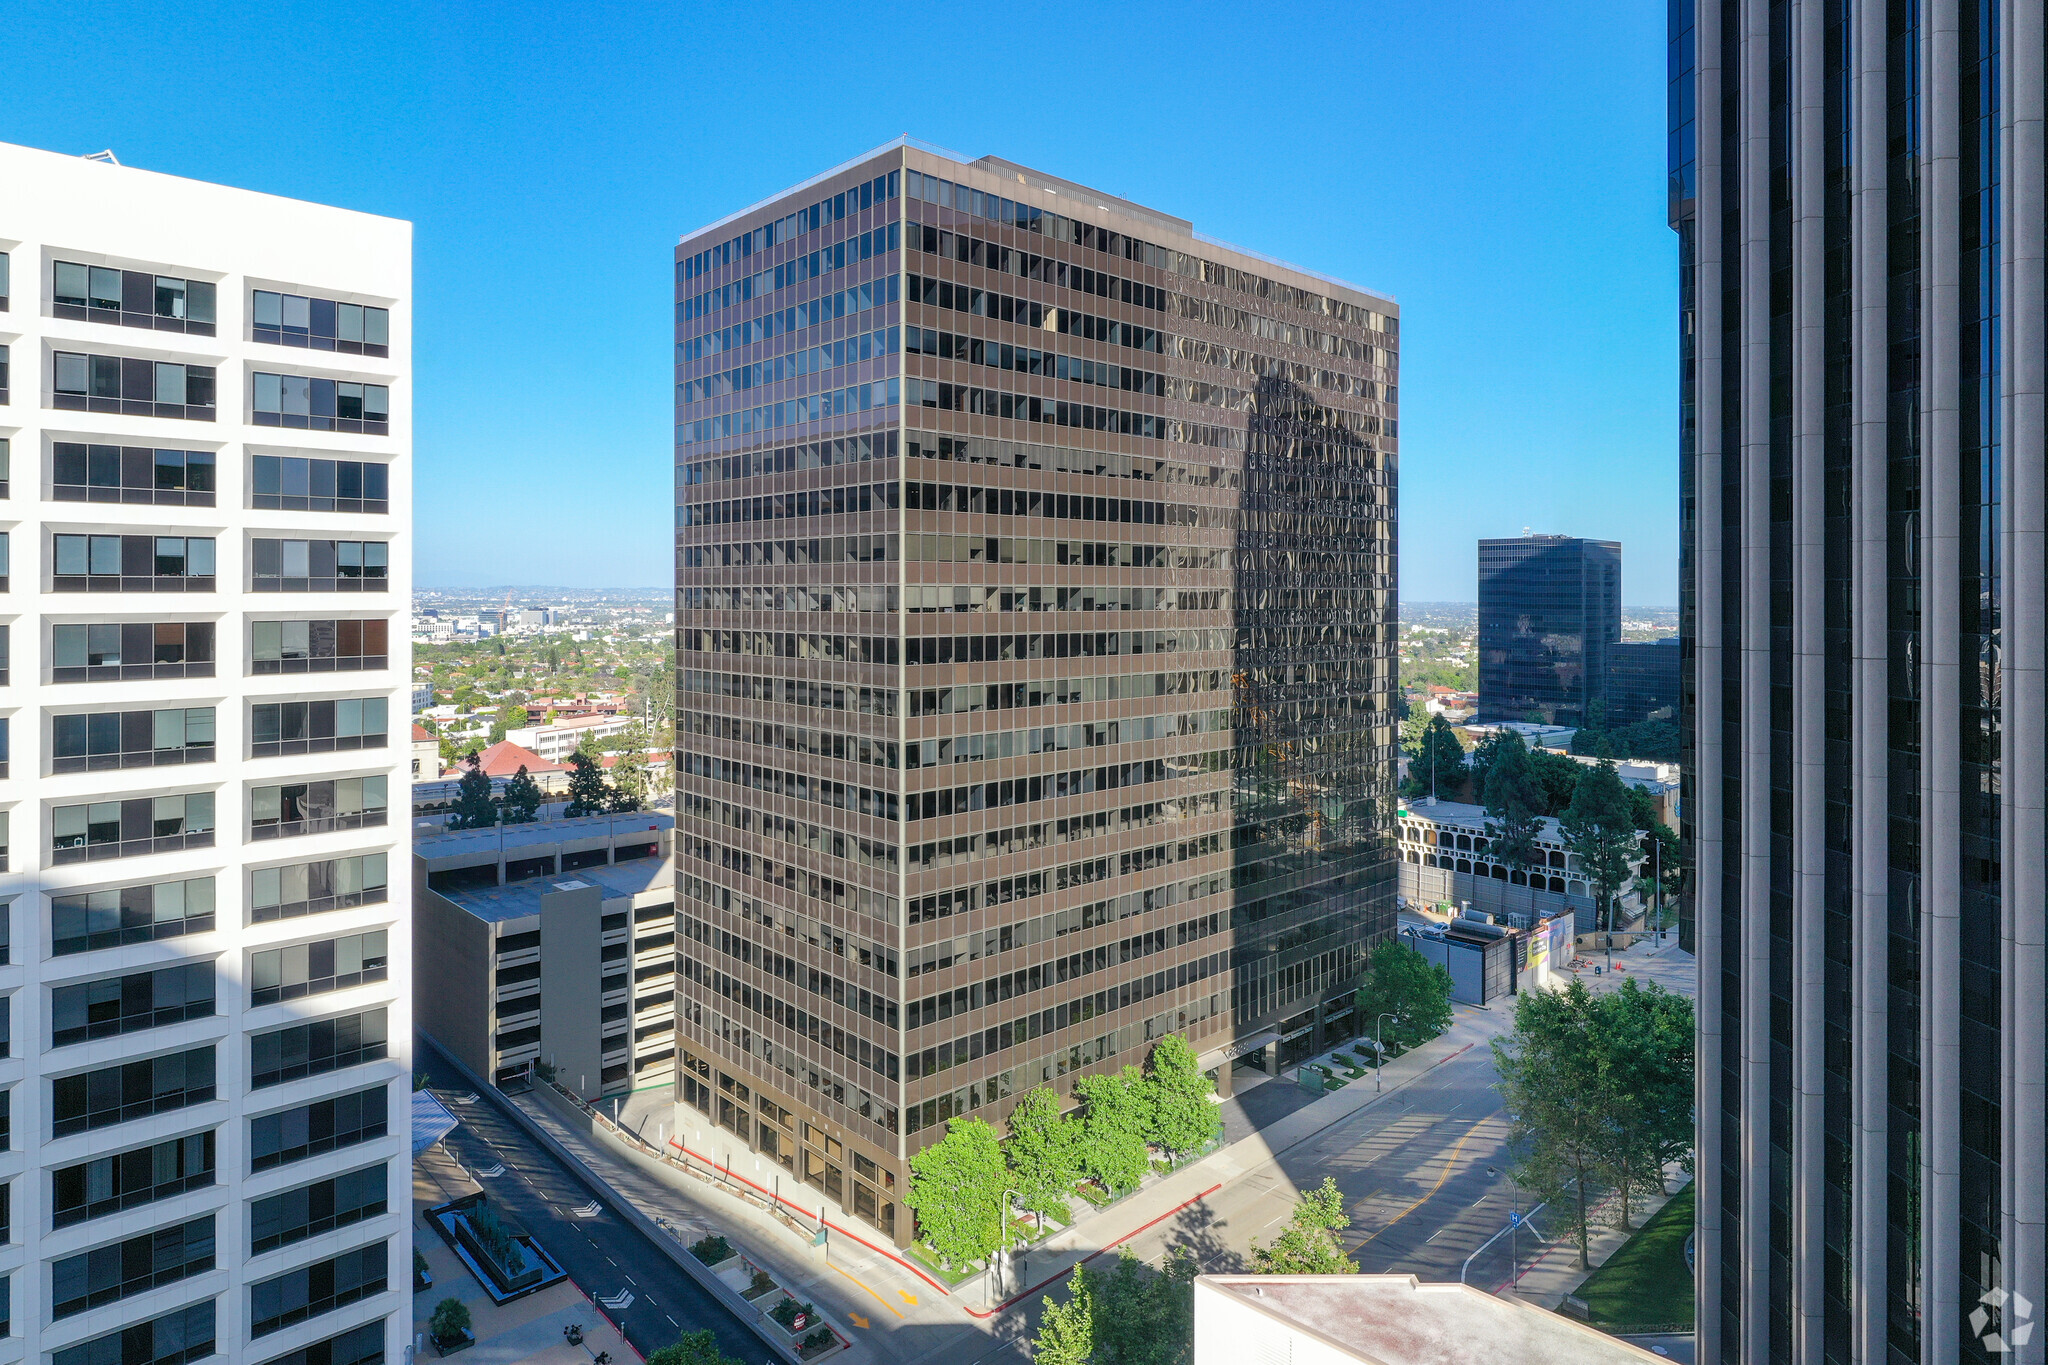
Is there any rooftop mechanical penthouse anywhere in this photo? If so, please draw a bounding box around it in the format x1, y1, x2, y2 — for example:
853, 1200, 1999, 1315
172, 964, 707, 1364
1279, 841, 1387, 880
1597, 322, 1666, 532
672, 141, 1398, 1244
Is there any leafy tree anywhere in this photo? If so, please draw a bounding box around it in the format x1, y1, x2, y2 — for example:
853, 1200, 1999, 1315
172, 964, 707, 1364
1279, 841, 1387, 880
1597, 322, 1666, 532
489, 703, 530, 744
1250, 1176, 1356, 1274
1591, 978, 1695, 1227
1003, 1086, 1079, 1221
1403, 714, 1466, 798
429, 1298, 472, 1342
1074, 1066, 1154, 1196
446, 753, 497, 830
1145, 1035, 1221, 1161
1034, 1249, 1195, 1365
1492, 980, 1607, 1267
1479, 732, 1545, 875
1561, 760, 1640, 932
1526, 747, 1587, 815
645, 1331, 738, 1365
904, 1117, 1007, 1269
501, 766, 543, 824
563, 751, 613, 818
1354, 940, 1453, 1050
607, 752, 648, 812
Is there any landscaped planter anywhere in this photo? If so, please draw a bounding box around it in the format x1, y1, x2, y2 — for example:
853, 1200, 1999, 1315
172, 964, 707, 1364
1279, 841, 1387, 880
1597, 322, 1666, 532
431, 1330, 475, 1358
797, 1327, 841, 1361
452, 1208, 545, 1294
768, 1296, 821, 1337
424, 1195, 568, 1305
741, 1269, 780, 1302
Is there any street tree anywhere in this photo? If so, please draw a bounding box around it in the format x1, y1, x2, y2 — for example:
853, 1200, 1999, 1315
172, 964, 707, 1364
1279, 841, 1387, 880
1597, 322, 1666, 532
1592, 978, 1695, 1228
1003, 1086, 1080, 1222
607, 753, 649, 812
1354, 940, 1453, 1050
501, 766, 543, 824
1560, 759, 1640, 933
1034, 1249, 1195, 1365
1074, 1066, 1154, 1196
1492, 980, 1607, 1267
1146, 1035, 1221, 1161
446, 754, 497, 831
562, 751, 612, 818
645, 1331, 738, 1365
903, 1117, 1008, 1269
1479, 732, 1546, 875
1405, 713, 1466, 798
1250, 1176, 1356, 1274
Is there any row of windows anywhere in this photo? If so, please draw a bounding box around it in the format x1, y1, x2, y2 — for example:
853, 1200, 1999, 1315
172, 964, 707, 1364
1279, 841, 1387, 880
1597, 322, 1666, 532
678, 169, 898, 281
53, 1213, 215, 1318
908, 272, 1163, 353
677, 624, 1234, 665
54, 262, 217, 334
675, 533, 895, 569
249, 1162, 386, 1252
53, 1299, 215, 1365
679, 914, 899, 1030
39, 535, 390, 591
252, 373, 389, 433
677, 668, 899, 718
51, 778, 388, 860
678, 479, 898, 527
250, 776, 390, 839
679, 221, 902, 322
54, 1132, 214, 1228
43, 443, 390, 513
53, 353, 215, 418
251, 930, 389, 1006
910, 222, 1171, 312
52, 962, 214, 1047
676, 325, 896, 404
907, 790, 1221, 874
907, 325, 1165, 393
673, 274, 900, 367
45, 618, 387, 682
250, 1240, 386, 1337
677, 378, 898, 447
51, 859, 384, 954
52, 706, 215, 772
676, 430, 895, 486
251, 697, 389, 756
682, 964, 899, 1086
252, 290, 391, 355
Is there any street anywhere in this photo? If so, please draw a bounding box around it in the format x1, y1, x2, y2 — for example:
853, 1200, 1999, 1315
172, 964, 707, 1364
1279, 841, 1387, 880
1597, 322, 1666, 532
416, 1038, 778, 1365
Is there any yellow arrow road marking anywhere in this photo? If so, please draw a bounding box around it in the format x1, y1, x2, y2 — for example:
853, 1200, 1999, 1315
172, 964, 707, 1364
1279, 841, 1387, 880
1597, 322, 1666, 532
821, 1255, 904, 1319
899, 1289, 918, 1306
850, 1312, 870, 1329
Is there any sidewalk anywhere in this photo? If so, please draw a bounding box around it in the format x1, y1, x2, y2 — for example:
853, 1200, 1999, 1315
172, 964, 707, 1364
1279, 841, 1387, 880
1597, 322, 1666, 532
1485, 1165, 1690, 1309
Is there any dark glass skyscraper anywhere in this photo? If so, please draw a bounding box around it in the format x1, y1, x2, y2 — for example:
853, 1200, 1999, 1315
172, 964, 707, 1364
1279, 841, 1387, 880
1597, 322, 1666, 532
1476, 534, 1621, 726
1674, 2, 2045, 1362
671, 143, 1398, 1242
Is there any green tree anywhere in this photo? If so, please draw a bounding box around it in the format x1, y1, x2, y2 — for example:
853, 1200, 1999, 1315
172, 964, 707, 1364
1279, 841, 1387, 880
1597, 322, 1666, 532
1560, 760, 1640, 932
1145, 1034, 1221, 1161
562, 750, 612, 818
1034, 1249, 1195, 1365
904, 1117, 1008, 1269
645, 1331, 738, 1365
1074, 1066, 1154, 1196
501, 766, 543, 824
1403, 713, 1466, 798
429, 1298, 472, 1343
607, 752, 648, 812
1003, 1086, 1079, 1222
1492, 980, 1607, 1267
488, 703, 529, 744
1250, 1176, 1356, 1274
1479, 732, 1545, 875
1525, 747, 1587, 815
1591, 978, 1695, 1228
446, 753, 497, 830
1353, 940, 1453, 1050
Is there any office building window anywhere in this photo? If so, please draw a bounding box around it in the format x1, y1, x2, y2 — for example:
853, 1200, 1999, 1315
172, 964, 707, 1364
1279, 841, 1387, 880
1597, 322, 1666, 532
250, 698, 387, 757
53, 1299, 215, 1365
53, 962, 215, 1047
0, 1088, 9, 1150
52, 793, 215, 864
53, 443, 216, 506
0, 898, 9, 964
0, 249, 8, 308
52, 533, 216, 592
0, 529, 9, 589
53, 262, 216, 334
251, 373, 389, 434
53, 353, 215, 420
250, 1163, 387, 1253
250, 1240, 386, 1337
52, 1214, 216, 1318
52, 706, 215, 772
249, 777, 386, 839
0, 717, 8, 778
0, 343, 8, 402
0, 435, 10, 494
257, 1320, 385, 1365
250, 538, 388, 592
52, 1045, 216, 1136
250, 1008, 387, 1088
249, 1084, 387, 1172
0, 994, 8, 1057
251, 854, 388, 923
251, 619, 388, 673
252, 291, 389, 356
251, 931, 388, 1007
53, 1132, 216, 1228
51, 622, 215, 682
0, 811, 9, 873
53, 877, 215, 955
252, 456, 389, 512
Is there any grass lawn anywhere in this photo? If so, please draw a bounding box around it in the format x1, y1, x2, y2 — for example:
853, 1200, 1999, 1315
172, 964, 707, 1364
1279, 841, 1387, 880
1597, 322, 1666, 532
1575, 1181, 1695, 1330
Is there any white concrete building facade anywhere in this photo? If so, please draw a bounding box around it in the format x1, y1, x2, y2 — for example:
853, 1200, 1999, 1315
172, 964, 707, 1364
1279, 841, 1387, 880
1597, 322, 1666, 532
0, 142, 411, 1365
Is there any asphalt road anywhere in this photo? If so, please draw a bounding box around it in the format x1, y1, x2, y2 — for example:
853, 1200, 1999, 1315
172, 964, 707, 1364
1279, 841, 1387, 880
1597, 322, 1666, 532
416, 1038, 777, 1365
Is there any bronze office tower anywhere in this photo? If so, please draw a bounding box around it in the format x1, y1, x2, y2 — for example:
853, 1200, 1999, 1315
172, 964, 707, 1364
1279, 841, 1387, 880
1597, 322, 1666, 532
1674, 2, 2046, 1362
671, 143, 1398, 1242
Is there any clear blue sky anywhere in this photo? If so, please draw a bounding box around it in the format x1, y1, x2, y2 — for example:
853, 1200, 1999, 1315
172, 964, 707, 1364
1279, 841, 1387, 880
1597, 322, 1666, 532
4, 0, 1677, 603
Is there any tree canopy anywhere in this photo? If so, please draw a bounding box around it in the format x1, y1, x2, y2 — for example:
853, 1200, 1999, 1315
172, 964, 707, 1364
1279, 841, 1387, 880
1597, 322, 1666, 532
562, 750, 612, 818
1479, 732, 1546, 873
645, 1331, 739, 1365
1146, 1035, 1221, 1160
1033, 1249, 1195, 1365
1403, 713, 1467, 797
1560, 760, 1641, 931
1004, 1087, 1080, 1221
501, 766, 543, 824
903, 1117, 1008, 1268
1074, 1066, 1154, 1196
1250, 1176, 1357, 1274
607, 752, 648, 812
1354, 940, 1453, 1050
446, 753, 497, 830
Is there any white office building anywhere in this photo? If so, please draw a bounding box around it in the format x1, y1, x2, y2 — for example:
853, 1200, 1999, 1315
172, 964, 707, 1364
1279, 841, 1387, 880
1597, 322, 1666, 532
0, 142, 411, 1365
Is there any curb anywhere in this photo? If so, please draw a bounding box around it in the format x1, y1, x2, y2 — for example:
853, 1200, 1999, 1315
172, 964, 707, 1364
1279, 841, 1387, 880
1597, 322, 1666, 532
962, 1183, 1224, 1319
421, 1038, 802, 1365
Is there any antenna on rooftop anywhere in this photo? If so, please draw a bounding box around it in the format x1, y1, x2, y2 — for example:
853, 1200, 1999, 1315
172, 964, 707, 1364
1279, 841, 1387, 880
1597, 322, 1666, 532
82, 149, 121, 165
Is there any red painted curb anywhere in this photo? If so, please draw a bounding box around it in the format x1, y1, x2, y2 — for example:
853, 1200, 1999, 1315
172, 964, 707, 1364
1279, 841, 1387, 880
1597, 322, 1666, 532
585, 1291, 648, 1363
666, 1139, 950, 1297
961, 1183, 1225, 1318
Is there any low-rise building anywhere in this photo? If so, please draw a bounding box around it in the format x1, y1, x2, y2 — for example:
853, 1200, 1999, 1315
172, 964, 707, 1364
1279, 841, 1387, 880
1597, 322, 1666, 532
1396, 795, 1637, 932
414, 721, 441, 779
412, 810, 675, 1095
506, 713, 636, 763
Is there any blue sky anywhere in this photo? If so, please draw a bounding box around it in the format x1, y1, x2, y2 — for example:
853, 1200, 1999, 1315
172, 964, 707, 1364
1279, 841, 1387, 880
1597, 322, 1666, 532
4, 0, 1677, 603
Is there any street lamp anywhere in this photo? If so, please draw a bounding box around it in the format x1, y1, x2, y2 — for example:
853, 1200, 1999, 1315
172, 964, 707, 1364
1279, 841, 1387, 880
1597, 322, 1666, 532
986, 1188, 1019, 1309
1374, 1013, 1403, 1093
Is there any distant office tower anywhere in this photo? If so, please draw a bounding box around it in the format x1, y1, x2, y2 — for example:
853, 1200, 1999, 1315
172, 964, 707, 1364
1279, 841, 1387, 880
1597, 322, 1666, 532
1475, 535, 1620, 726
673, 142, 1398, 1242
0, 143, 412, 1365
1672, 3, 2045, 1362
1605, 637, 1682, 725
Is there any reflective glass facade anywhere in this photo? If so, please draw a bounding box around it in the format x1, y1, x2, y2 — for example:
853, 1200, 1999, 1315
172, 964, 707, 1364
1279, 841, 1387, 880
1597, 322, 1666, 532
673, 143, 1398, 1241
1475, 535, 1622, 726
